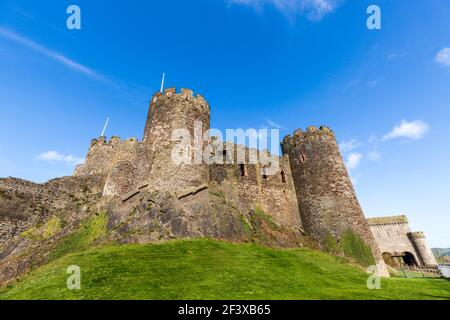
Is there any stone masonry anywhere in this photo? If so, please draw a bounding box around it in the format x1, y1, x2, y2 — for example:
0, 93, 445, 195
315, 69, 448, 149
368, 215, 438, 267
3, 87, 431, 278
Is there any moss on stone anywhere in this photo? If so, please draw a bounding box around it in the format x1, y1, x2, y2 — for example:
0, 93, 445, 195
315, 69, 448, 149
340, 229, 375, 267
239, 214, 253, 239
42, 216, 62, 239
49, 212, 108, 261
324, 232, 341, 255
253, 206, 280, 232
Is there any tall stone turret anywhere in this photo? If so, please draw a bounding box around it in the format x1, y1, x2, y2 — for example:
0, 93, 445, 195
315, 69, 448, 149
143, 88, 210, 192
408, 232, 438, 267
282, 126, 389, 276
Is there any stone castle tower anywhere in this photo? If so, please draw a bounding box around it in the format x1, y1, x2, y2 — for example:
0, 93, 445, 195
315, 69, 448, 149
281, 126, 388, 275
143, 88, 210, 192
73, 87, 390, 275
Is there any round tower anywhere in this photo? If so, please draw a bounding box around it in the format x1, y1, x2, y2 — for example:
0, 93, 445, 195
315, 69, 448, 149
408, 231, 438, 267
143, 88, 210, 193
282, 126, 389, 275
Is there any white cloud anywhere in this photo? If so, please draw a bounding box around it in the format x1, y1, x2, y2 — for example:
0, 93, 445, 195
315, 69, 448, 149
36, 151, 84, 166
339, 139, 362, 153
227, 0, 339, 21
265, 119, 287, 130
366, 150, 381, 162
345, 152, 362, 171
435, 48, 450, 67
0, 27, 109, 84
383, 120, 429, 141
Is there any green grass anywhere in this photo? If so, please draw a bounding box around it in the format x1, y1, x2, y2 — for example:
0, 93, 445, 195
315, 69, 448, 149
1, 239, 449, 300
340, 230, 376, 267
49, 212, 108, 261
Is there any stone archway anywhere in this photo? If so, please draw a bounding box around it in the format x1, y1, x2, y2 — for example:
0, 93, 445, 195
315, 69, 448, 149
402, 252, 418, 266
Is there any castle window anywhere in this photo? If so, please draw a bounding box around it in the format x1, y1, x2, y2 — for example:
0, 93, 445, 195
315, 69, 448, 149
262, 174, 268, 180
240, 164, 248, 177
300, 154, 307, 163
281, 171, 286, 183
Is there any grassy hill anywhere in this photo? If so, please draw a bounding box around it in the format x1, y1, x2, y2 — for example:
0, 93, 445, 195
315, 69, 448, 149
0, 239, 449, 300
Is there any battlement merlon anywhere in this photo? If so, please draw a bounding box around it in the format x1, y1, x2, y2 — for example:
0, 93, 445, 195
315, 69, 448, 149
408, 231, 426, 239
150, 87, 210, 110
281, 126, 335, 154
367, 215, 409, 226
89, 136, 140, 148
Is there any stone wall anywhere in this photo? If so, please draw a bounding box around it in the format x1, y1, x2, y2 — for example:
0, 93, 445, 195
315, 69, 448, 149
282, 126, 388, 276
0, 175, 105, 248
368, 216, 421, 266
209, 143, 302, 232
102, 138, 148, 197
408, 232, 438, 267
367, 215, 437, 266
367, 215, 437, 267
74, 136, 117, 176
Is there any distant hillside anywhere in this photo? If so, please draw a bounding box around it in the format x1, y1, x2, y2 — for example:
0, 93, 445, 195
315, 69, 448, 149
1, 239, 450, 300
432, 248, 450, 257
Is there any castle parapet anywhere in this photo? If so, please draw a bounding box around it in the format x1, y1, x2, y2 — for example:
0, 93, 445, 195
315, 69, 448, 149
408, 230, 438, 267
367, 215, 409, 226
408, 231, 426, 240
150, 87, 210, 111
281, 126, 335, 155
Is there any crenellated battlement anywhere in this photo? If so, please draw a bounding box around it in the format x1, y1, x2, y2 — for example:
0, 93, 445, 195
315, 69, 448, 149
281, 126, 335, 155
89, 136, 139, 149
367, 215, 409, 226
408, 231, 426, 239
150, 87, 210, 111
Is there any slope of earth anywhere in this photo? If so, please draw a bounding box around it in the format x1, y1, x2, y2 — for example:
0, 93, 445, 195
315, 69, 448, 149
1, 239, 449, 300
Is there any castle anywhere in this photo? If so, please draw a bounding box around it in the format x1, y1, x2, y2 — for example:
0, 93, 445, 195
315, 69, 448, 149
73, 87, 389, 276
367, 215, 437, 268
1, 87, 438, 282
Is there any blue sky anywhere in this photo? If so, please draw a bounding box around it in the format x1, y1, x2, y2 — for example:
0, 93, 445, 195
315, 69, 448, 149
0, 0, 449, 247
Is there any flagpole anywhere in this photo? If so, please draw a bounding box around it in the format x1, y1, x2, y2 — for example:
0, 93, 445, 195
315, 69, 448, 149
160, 73, 165, 93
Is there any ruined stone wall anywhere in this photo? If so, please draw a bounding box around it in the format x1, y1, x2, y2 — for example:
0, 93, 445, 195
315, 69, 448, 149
102, 138, 148, 197
282, 126, 388, 275
0, 178, 46, 246
143, 88, 210, 193
0, 175, 105, 247
74, 136, 118, 177
209, 143, 302, 232
0, 218, 30, 247
74, 135, 150, 197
